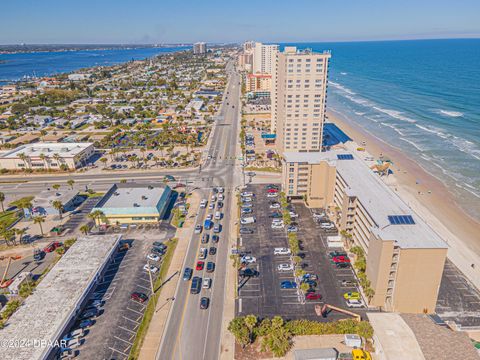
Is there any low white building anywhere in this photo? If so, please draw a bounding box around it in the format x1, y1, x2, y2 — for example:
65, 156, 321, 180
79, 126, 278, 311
0, 142, 94, 170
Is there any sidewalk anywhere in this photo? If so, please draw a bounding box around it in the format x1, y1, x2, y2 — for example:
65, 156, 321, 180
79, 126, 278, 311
138, 191, 200, 360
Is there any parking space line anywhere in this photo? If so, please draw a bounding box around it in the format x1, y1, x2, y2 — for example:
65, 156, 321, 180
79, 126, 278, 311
109, 347, 129, 357
117, 325, 136, 334
122, 316, 140, 324
114, 336, 133, 346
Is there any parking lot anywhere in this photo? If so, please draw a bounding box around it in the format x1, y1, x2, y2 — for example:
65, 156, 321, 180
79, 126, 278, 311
237, 184, 365, 321
62, 197, 100, 233
62, 226, 175, 360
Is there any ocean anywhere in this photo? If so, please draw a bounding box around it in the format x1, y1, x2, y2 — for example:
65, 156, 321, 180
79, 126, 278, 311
0, 46, 189, 84
283, 39, 480, 221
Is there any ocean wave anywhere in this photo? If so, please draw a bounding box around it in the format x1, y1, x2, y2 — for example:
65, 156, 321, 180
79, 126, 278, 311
354, 111, 366, 116
399, 137, 425, 151
373, 106, 417, 123
340, 72, 348, 75
380, 122, 406, 136
329, 81, 356, 95
345, 94, 371, 106
438, 109, 464, 117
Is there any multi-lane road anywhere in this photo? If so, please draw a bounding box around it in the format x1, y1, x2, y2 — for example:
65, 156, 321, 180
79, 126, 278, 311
157, 63, 241, 360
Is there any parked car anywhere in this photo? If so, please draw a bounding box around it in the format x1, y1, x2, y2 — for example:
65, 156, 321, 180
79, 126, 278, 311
277, 263, 294, 271
44, 241, 62, 253
335, 262, 350, 269
240, 227, 254, 234
239, 268, 259, 277
303, 279, 317, 288
78, 319, 95, 328
241, 191, 254, 197
266, 192, 278, 198
147, 253, 160, 262
194, 225, 202, 234
287, 225, 298, 233
241, 256, 256, 264
320, 222, 335, 229
343, 292, 360, 300
241, 197, 253, 203
289, 211, 298, 218
200, 297, 210, 309
346, 299, 364, 308
331, 256, 351, 263
341, 279, 356, 287
80, 308, 99, 320
144, 264, 159, 273
214, 211, 222, 220
153, 242, 167, 249
131, 292, 148, 303
274, 247, 291, 255
196, 261, 205, 271
241, 216, 256, 224
241, 208, 253, 214
267, 188, 279, 193
280, 280, 297, 289
269, 202, 281, 209
269, 211, 282, 218
329, 251, 347, 258
206, 261, 215, 272
271, 222, 285, 229
306, 292, 322, 300
151, 246, 166, 255
183, 267, 193, 281
206, 213, 213, 221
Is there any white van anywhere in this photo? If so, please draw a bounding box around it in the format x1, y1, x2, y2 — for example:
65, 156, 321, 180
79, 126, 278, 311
214, 211, 222, 220
240, 216, 255, 224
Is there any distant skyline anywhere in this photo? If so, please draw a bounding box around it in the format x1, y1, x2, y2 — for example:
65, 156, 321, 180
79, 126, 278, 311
1, 0, 479, 44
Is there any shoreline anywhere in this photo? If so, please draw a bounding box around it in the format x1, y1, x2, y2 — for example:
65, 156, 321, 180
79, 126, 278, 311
327, 110, 480, 290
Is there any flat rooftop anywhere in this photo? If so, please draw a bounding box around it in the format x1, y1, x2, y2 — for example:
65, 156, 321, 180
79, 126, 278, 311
284, 150, 447, 249
0, 142, 92, 159
0, 234, 121, 360
32, 189, 79, 208
94, 183, 171, 216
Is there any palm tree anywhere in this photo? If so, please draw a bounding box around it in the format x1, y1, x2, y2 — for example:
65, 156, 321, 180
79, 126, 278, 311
33, 215, 46, 236
40, 129, 47, 141
0, 192, 5, 212
18, 152, 30, 170
244, 314, 258, 343
52, 184, 60, 191
88, 210, 105, 227
100, 157, 108, 169
79, 224, 90, 235
67, 179, 75, 190
53, 153, 62, 167
52, 200, 64, 219
15, 228, 26, 244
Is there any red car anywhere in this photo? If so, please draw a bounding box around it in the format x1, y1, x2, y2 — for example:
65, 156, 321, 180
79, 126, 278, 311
306, 292, 322, 300
131, 292, 148, 303
267, 188, 279, 193
44, 241, 62, 253
332, 256, 350, 263
196, 261, 205, 271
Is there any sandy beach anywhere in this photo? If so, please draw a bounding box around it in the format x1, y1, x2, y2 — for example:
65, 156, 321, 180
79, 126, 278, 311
327, 110, 480, 290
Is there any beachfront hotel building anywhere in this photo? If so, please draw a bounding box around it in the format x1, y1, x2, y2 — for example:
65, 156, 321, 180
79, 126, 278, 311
0, 142, 94, 170
193, 42, 207, 55
91, 183, 172, 226
245, 73, 272, 97
253, 42, 279, 74
271, 46, 331, 154
282, 149, 448, 313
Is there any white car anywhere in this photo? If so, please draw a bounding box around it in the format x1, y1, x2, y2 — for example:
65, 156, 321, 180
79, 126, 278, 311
266, 192, 278, 198
194, 225, 203, 234
203, 278, 212, 289
271, 223, 285, 229
214, 211, 222, 220
144, 264, 159, 274
218, 193, 224, 201
241, 216, 256, 224
206, 213, 213, 221
289, 211, 298, 218
217, 187, 224, 193
274, 248, 291, 255
198, 247, 207, 260
200, 199, 208, 208
242, 197, 253, 203
313, 212, 325, 219
147, 253, 160, 262
211, 195, 217, 202
208, 203, 215, 210
241, 191, 253, 197
320, 222, 335, 229
277, 263, 294, 271
241, 256, 256, 264
346, 299, 364, 308
269, 203, 280, 209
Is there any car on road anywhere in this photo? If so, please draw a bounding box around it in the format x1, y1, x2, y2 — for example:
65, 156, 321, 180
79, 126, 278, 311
147, 253, 160, 262
78, 319, 95, 328
343, 291, 360, 300
329, 251, 347, 258
346, 299, 364, 308
200, 199, 208, 208
269, 212, 282, 218
239, 227, 254, 234
239, 268, 259, 277
44, 241, 62, 253
201, 234, 210, 244
196, 261, 205, 271
212, 234, 220, 243
277, 263, 294, 271
208, 203, 215, 210
213, 224, 221, 233
287, 225, 298, 233
306, 292, 322, 300
217, 201, 224, 209
274, 248, 291, 255
206, 213, 213, 221
194, 225, 203, 234
217, 187, 224, 193
209, 247, 217, 255
211, 195, 217, 202
280, 280, 297, 289
241, 255, 256, 264
190, 277, 202, 294
131, 292, 148, 303
144, 264, 159, 273
206, 262, 215, 272
33, 249, 45, 261
214, 211, 222, 220
202, 278, 212, 289
266, 192, 278, 198
183, 267, 193, 281
204, 219, 213, 230
269, 202, 281, 209
218, 194, 224, 201
200, 297, 210, 309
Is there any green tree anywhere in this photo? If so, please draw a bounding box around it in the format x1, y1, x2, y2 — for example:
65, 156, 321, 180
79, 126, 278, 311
52, 200, 64, 219
261, 325, 291, 357
33, 215, 46, 236
244, 314, 258, 343
227, 317, 250, 348
52, 184, 60, 191
67, 179, 75, 190
79, 224, 90, 235
88, 210, 105, 227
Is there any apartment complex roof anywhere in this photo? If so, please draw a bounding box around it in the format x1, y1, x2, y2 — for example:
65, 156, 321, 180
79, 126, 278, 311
0, 234, 121, 360
0, 142, 93, 159
283, 150, 447, 249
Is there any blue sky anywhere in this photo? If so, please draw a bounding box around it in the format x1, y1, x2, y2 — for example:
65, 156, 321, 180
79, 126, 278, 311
1, 0, 479, 44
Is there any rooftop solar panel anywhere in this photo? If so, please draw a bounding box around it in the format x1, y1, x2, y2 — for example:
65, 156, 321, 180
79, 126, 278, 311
388, 215, 415, 225
337, 154, 354, 160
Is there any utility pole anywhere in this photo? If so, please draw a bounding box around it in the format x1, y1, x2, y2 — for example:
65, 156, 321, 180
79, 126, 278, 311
146, 260, 155, 294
